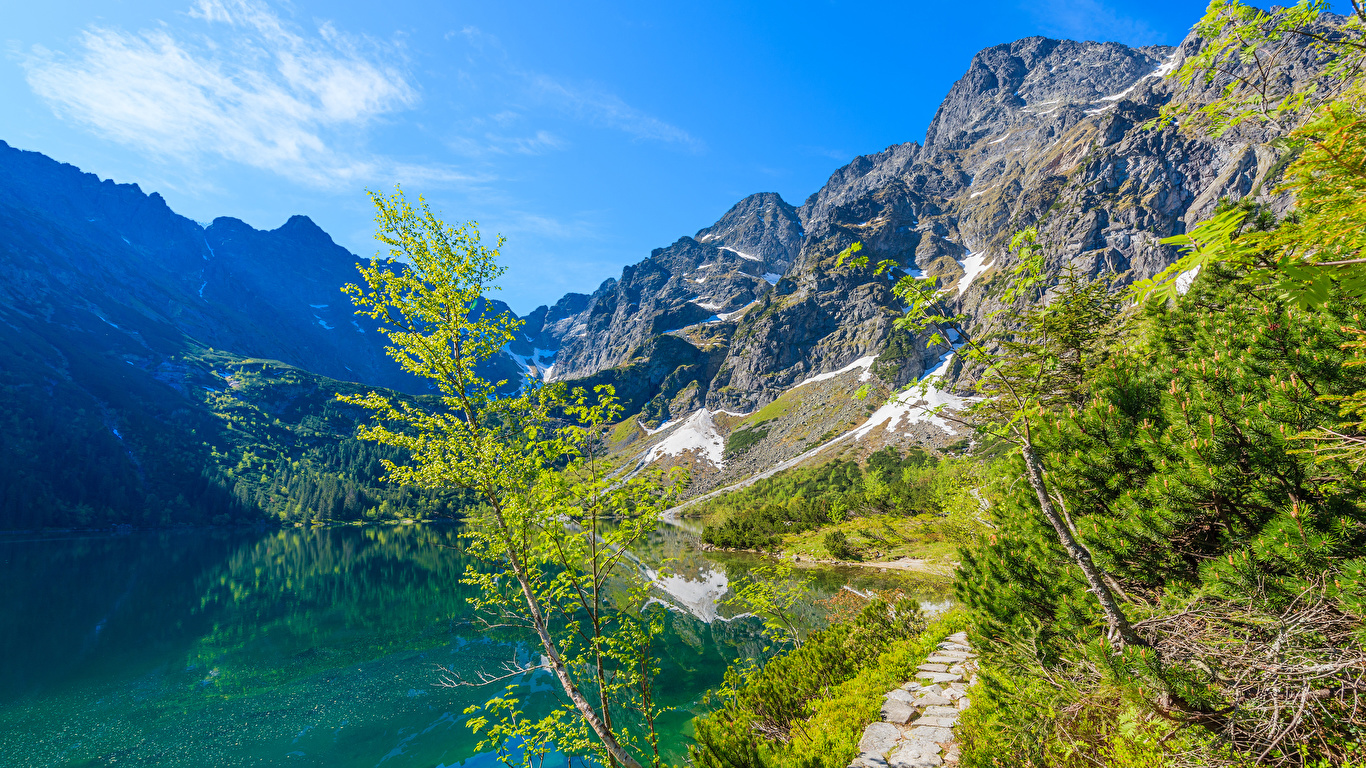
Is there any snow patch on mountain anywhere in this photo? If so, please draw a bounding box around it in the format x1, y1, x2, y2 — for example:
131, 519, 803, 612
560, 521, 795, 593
643, 408, 725, 468
956, 253, 993, 295
853, 351, 970, 437
788, 356, 877, 391
719, 246, 761, 262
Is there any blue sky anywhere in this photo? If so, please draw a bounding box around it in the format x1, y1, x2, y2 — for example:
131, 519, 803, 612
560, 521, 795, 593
4, 0, 1213, 314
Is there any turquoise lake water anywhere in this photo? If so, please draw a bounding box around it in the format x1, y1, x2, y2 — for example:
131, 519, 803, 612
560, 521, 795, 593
0, 524, 950, 767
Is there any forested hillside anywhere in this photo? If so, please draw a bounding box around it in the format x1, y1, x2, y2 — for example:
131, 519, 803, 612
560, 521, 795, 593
0, 344, 471, 529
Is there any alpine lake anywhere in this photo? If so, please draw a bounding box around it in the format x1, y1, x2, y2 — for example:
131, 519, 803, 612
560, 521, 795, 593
0, 523, 951, 767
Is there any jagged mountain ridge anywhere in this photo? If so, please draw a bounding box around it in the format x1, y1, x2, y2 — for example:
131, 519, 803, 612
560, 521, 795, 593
533, 23, 1334, 490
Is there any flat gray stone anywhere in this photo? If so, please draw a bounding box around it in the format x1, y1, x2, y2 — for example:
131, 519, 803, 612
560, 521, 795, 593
944, 688, 965, 701
900, 681, 924, 692
885, 688, 916, 703
882, 698, 917, 724
921, 705, 959, 717
911, 715, 958, 727
938, 642, 971, 652
917, 663, 949, 673
948, 664, 965, 675
850, 755, 889, 768
956, 696, 971, 710
889, 742, 943, 768
925, 654, 969, 664
858, 722, 901, 756
946, 632, 969, 643
906, 725, 955, 744
913, 690, 953, 707
916, 671, 963, 684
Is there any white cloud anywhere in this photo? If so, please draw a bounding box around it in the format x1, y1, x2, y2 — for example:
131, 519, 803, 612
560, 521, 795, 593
527, 74, 703, 151
1028, 0, 1165, 46
21, 0, 470, 188
454, 25, 702, 153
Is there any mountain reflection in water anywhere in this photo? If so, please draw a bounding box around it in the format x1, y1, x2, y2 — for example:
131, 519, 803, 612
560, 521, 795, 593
0, 524, 949, 767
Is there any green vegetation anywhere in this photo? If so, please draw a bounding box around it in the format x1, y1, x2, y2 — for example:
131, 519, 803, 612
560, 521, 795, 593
725, 420, 771, 458
697, 447, 987, 564
343, 188, 679, 768
822, 529, 858, 560
690, 600, 967, 768
0, 342, 466, 530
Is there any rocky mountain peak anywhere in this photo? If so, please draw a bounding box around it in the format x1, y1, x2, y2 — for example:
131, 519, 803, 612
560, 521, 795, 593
694, 192, 804, 275
923, 38, 1173, 153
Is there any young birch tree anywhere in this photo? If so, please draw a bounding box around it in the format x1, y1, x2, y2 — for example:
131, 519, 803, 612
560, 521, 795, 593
340, 188, 676, 768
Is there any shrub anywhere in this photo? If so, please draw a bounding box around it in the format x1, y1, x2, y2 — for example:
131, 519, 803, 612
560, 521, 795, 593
823, 529, 860, 561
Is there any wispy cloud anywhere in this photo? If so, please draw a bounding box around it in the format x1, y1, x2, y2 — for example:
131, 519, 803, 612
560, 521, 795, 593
1027, 0, 1165, 46
454, 26, 703, 154
22, 0, 474, 187
527, 74, 703, 151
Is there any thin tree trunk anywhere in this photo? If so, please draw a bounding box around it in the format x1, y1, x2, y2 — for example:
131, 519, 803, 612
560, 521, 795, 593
1018, 438, 1146, 648
491, 503, 644, 768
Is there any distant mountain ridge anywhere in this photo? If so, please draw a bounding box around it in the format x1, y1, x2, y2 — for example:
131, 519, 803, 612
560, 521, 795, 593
0, 140, 520, 397
0, 12, 1339, 523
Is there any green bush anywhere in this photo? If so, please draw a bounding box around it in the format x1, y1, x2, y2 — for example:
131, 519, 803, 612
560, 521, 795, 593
823, 529, 860, 561
726, 422, 771, 458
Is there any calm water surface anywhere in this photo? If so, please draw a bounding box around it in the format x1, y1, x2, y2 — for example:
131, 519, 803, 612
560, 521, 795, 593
0, 525, 950, 767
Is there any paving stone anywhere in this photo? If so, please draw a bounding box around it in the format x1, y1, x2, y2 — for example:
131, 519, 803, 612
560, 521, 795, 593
906, 725, 955, 744
921, 705, 960, 717
956, 696, 971, 710
943, 688, 965, 701
946, 632, 969, 644
948, 664, 965, 675
858, 722, 901, 755
917, 663, 949, 673
882, 698, 917, 724
911, 715, 958, 727
913, 690, 953, 707
849, 754, 889, 768
885, 688, 916, 703
925, 654, 969, 664
900, 681, 924, 692
888, 742, 943, 768
916, 671, 963, 684
938, 642, 971, 652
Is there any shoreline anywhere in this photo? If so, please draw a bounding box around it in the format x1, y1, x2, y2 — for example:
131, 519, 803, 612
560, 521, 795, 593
698, 542, 955, 577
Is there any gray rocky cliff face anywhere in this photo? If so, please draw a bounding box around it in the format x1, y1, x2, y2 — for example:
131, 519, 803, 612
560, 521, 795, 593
527, 17, 1337, 438
527, 193, 803, 424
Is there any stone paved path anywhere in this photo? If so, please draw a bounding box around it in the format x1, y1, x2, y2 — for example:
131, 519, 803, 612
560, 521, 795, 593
848, 631, 976, 768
